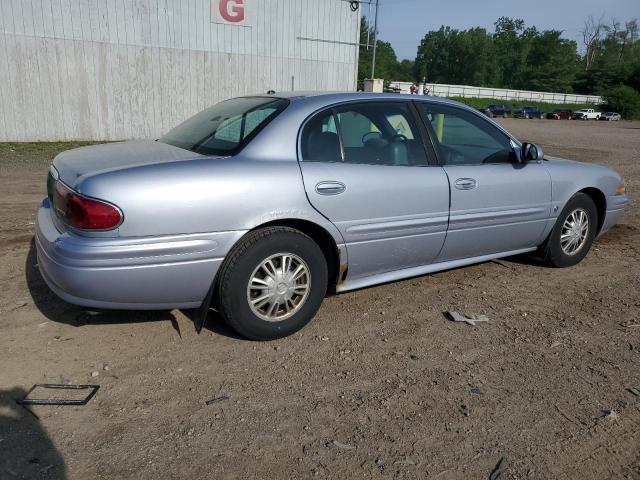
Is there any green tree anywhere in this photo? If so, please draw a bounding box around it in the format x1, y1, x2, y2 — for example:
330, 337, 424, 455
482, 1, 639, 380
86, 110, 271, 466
414, 18, 580, 91
360, 14, 638, 96
414, 26, 496, 85
396, 59, 416, 82
492, 17, 530, 88
522, 31, 579, 92
575, 18, 640, 94
604, 84, 640, 119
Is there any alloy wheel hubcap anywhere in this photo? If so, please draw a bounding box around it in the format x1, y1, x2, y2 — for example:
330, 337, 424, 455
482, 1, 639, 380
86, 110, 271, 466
560, 208, 589, 255
247, 253, 311, 322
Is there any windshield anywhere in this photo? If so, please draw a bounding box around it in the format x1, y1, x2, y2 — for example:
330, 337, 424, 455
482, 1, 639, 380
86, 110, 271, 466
159, 97, 289, 155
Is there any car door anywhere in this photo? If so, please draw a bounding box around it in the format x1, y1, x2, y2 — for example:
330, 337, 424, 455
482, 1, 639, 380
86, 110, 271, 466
297, 101, 450, 280
416, 101, 551, 261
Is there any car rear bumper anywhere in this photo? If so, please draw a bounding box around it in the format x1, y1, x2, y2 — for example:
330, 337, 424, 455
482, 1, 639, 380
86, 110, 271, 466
35, 198, 246, 310
599, 194, 629, 236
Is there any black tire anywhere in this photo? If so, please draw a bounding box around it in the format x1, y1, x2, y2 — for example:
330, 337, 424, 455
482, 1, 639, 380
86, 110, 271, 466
540, 193, 598, 268
216, 227, 328, 340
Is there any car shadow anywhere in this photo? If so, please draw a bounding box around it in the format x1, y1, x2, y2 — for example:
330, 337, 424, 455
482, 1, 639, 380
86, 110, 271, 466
180, 307, 245, 340
25, 238, 84, 325
497, 251, 544, 267
25, 238, 242, 339
0, 387, 68, 479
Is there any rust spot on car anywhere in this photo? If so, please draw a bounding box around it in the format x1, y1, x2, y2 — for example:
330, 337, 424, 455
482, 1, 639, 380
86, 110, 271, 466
337, 262, 348, 285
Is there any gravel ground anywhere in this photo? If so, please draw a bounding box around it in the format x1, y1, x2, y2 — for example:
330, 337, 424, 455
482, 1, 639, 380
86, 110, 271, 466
0, 118, 639, 479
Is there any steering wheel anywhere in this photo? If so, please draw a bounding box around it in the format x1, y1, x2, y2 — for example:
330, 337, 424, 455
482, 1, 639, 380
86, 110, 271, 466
362, 131, 382, 144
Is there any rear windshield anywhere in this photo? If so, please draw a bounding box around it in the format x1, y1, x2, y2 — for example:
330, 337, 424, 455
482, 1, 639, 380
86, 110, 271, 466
159, 97, 288, 155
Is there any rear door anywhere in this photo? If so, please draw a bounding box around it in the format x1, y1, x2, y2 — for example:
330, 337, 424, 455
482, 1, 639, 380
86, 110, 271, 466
416, 102, 551, 261
297, 101, 450, 280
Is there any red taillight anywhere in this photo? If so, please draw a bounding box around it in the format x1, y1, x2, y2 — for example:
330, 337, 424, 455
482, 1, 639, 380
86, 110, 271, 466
52, 181, 122, 230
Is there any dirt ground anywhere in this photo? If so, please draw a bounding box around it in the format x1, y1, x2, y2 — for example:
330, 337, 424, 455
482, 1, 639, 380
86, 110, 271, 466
0, 119, 639, 480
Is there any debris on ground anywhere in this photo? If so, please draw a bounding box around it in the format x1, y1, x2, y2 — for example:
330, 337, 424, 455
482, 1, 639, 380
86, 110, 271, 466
205, 395, 229, 405
16, 384, 100, 406
620, 321, 640, 328
91, 371, 99, 377
489, 456, 508, 480
330, 440, 354, 450
601, 409, 619, 421
627, 387, 640, 397
445, 311, 490, 326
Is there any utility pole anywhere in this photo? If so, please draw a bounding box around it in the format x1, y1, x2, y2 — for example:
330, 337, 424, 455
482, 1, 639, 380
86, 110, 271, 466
370, 0, 379, 78
366, 1, 371, 49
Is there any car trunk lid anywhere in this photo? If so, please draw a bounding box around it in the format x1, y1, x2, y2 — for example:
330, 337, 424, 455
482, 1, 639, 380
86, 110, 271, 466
52, 140, 207, 187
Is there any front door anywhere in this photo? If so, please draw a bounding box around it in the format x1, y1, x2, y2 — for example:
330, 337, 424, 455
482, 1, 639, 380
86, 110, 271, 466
416, 102, 552, 261
298, 101, 450, 280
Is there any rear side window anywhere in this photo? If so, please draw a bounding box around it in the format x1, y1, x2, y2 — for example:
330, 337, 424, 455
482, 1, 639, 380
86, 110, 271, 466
301, 112, 342, 163
160, 97, 288, 155
301, 102, 429, 166
417, 103, 516, 165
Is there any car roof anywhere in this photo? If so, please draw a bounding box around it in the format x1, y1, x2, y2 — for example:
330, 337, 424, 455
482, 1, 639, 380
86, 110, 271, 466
242, 91, 467, 107
240, 91, 524, 156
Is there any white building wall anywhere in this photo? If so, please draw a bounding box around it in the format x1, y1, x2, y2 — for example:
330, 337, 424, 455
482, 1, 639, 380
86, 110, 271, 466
0, 0, 360, 141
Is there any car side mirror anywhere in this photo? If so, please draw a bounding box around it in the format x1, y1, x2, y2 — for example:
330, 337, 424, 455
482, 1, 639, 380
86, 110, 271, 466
521, 142, 544, 162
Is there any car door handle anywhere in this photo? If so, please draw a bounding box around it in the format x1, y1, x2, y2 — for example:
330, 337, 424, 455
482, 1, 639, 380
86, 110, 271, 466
454, 178, 477, 190
315, 181, 346, 195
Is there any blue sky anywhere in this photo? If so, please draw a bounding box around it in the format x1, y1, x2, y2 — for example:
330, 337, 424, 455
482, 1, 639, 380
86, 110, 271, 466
364, 0, 639, 60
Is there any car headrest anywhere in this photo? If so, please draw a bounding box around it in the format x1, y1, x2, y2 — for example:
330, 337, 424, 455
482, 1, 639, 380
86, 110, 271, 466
306, 131, 340, 162
388, 138, 408, 166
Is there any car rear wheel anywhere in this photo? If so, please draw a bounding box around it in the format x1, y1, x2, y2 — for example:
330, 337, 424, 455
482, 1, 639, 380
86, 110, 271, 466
216, 227, 328, 340
540, 193, 598, 268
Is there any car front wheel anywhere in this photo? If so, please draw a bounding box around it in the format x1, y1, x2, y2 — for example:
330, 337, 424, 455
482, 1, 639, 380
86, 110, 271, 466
216, 227, 328, 340
540, 193, 598, 267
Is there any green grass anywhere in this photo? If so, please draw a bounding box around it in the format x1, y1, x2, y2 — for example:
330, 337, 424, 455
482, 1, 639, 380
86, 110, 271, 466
0, 141, 103, 168
448, 96, 595, 113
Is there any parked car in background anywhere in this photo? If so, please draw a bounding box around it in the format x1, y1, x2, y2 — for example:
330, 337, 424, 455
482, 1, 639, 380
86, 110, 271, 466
513, 106, 545, 119
572, 108, 601, 120
479, 104, 511, 118
599, 112, 621, 121
546, 109, 573, 120
35, 93, 628, 340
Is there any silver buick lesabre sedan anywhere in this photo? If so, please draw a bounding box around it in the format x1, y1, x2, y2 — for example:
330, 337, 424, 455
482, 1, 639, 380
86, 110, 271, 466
36, 93, 628, 340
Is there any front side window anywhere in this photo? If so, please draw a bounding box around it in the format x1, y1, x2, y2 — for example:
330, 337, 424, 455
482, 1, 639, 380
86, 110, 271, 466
417, 103, 516, 165
301, 102, 428, 166
160, 97, 288, 155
